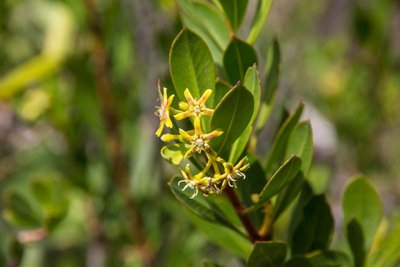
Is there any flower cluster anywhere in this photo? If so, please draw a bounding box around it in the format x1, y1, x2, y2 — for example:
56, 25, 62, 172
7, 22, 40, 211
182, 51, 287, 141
155, 84, 250, 198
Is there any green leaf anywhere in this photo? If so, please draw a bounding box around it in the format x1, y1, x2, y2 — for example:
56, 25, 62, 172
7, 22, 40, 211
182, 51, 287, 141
347, 218, 366, 267
342, 176, 383, 248
218, 0, 249, 31
210, 83, 254, 156
177, 0, 230, 65
273, 172, 304, 221
223, 37, 258, 84
263, 38, 281, 104
244, 65, 262, 124
170, 29, 215, 105
229, 66, 261, 163
247, 0, 274, 44
285, 257, 313, 267
3, 191, 42, 228
247, 241, 287, 267
307, 250, 351, 267
186, 210, 252, 259
291, 195, 334, 254
215, 79, 232, 106
161, 144, 187, 165
169, 176, 217, 222
264, 102, 304, 175
249, 155, 301, 212
285, 121, 313, 175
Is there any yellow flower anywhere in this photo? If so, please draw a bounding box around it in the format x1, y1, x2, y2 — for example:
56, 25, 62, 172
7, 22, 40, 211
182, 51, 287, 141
179, 118, 223, 158
174, 88, 214, 120
155, 86, 174, 137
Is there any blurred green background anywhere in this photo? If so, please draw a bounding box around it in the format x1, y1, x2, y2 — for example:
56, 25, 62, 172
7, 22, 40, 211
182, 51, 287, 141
0, 0, 399, 266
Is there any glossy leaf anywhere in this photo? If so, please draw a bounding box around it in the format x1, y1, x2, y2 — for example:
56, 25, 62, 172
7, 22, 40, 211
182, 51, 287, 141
247, 0, 274, 44
247, 241, 287, 267
273, 172, 304, 221
250, 155, 301, 211
285, 121, 313, 175
218, 0, 249, 31
223, 37, 258, 84
170, 29, 215, 105
229, 66, 261, 163
244, 65, 262, 124
215, 79, 232, 106
187, 210, 252, 259
342, 176, 383, 248
263, 38, 281, 104
264, 102, 304, 175
169, 176, 217, 222
347, 218, 365, 267
161, 144, 187, 165
210, 83, 254, 155
291, 195, 334, 254
177, 0, 230, 65
307, 250, 352, 267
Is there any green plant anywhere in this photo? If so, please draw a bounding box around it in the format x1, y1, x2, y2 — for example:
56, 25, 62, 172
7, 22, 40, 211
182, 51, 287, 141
155, 0, 400, 266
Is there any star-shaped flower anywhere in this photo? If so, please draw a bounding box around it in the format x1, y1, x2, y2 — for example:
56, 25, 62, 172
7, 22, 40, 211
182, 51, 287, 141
174, 89, 214, 120
221, 157, 250, 188
179, 118, 223, 158
155, 86, 174, 137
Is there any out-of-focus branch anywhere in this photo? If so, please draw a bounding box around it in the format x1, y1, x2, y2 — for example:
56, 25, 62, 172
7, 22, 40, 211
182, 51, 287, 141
82, 0, 153, 264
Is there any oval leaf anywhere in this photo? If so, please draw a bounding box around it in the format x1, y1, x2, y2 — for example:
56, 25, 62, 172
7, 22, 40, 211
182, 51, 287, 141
285, 121, 313, 175
210, 83, 254, 155
264, 102, 304, 175
347, 218, 366, 267
248, 155, 301, 212
247, 241, 287, 267
218, 0, 249, 31
291, 195, 334, 254
263, 38, 281, 104
170, 29, 215, 105
223, 37, 258, 84
177, 0, 230, 65
342, 176, 383, 249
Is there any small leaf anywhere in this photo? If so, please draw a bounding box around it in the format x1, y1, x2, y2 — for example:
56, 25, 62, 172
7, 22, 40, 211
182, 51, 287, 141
247, 241, 287, 267
218, 0, 249, 31
273, 172, 304, 221
170, 29, 215, 105
169, 176, 217, 222
291, 195, 334, 254
247, 0, 274, 44
342, 176, 383, 249
223, 37, 258, 84
307, 250, 352, 267
264, 102, 304, 175
210, 83, 254, 156
177, 0, 230, 65
285, 121, 313, 175
347, 218, 365, 267
249, 155, 301, 212
263, 38, 281, 104
161, 144, 187, 165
